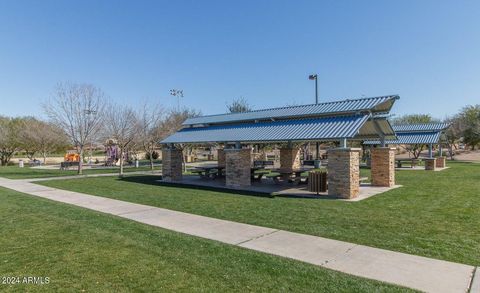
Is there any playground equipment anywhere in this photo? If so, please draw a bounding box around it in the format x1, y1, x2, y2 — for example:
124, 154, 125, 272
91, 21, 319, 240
64, 151, 80, 162
105, 142, 119, 166
60, 150, 80, 170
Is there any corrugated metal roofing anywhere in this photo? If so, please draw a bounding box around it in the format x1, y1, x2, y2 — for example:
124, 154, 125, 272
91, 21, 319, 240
162, 115, 370, 144
393, 123, 449, 133
357, 118, 396, 140
363, 132, 441, 145
183, 95, 399, 126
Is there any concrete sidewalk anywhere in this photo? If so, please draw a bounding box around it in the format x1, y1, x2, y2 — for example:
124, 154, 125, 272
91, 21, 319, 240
0, 177, 476, 293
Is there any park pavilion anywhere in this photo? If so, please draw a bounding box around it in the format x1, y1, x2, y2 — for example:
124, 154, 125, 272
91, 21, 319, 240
161, 95, 400, 199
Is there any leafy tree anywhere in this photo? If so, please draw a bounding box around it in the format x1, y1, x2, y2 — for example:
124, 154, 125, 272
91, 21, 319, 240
0, 116, 23, 166
392, 114, 439, 125
458, 105, 480, 150
443, 115, 462, 159
226, 97, 252, 113
18, 117, 69, 164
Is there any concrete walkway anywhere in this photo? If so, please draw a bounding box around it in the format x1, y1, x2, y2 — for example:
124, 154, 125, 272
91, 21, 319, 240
0, 177, 476, 293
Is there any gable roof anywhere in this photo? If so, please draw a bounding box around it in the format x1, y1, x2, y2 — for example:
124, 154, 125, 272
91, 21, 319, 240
363, 123, 450, 145
392, 123, 450, 133
162, 115, 396, 144
363, 132, 441, 145
183, 95, 399, 126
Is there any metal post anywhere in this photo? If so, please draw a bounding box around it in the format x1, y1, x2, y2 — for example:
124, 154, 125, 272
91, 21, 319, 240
428, 144, 433, 158
439, 144, 443, 157
314, 75, 319, 159
340, 138, 347, 148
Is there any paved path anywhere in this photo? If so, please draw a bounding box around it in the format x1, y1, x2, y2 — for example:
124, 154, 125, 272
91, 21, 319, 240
0, 177, 476, 293
24, 170, 161, 182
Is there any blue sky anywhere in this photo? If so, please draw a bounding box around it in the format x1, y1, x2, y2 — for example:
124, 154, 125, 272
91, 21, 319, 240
0, 0, 479, 119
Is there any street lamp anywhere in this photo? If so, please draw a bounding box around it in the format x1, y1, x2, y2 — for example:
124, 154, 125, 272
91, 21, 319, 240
170, 89, 184, 110
308, 74, 318, 104
309, 74, 320, 161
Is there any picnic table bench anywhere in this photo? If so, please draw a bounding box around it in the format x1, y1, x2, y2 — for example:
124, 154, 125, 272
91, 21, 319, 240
395, 158, 419, 168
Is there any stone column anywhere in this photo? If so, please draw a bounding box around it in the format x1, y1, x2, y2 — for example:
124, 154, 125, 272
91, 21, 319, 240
280, 148, 301, 171
424, 158, 437, 170
162, 147, 183, 182
217, 148, 225, 168
436, 156, 446, 168
327, 148, 360, 199
225, 148, 251, 188
371, 147, 395, 187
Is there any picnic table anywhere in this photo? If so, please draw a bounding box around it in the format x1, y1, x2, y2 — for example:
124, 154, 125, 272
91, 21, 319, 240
270, 167, 312, 185
396, 158, 419, 168
192, 166, 269, 181
191, 166, 225, 179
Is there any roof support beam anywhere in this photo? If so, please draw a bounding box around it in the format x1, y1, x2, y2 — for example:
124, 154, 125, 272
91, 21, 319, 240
371, 119, 386, 147
340, 138, 347, 148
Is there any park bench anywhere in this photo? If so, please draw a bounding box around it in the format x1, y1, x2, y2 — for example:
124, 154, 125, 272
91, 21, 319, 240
395, 158, 419, 168
29, 160, 41, 167
60, 161, 79, 170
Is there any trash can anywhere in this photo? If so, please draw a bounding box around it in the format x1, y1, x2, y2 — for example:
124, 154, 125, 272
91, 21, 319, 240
308, 171, 327, 194
135, 159, 139, 168
19, 160, 24, 168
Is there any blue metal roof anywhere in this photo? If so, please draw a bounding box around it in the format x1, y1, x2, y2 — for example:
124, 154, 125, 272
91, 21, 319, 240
183, 95, 399, 126
162, 115, 371, 144
393, 123, 449, 133
363, 132, 441, 145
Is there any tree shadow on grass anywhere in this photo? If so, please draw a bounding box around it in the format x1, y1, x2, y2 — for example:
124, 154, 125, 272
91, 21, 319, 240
119, 175, 275, 199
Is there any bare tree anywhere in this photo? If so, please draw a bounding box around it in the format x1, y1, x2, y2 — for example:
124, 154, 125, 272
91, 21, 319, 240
44, 83, 107, 174
136, 103, 164, 170
19, 118, 69, 164
158, 108, 201, 171
103, 103, 137, 176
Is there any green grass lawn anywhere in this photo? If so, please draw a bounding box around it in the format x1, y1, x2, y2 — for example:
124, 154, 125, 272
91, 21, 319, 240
0, 165, 160, 179
38, 161, 480, 266
0, 187, 411, 292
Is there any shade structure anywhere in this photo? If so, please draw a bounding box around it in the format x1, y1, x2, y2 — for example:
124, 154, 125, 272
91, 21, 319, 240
162, 115, 396, 144
161, 95, 400, 145
363, 123, 450, 145
363, 132, 441, 145
183, 95, 398, 126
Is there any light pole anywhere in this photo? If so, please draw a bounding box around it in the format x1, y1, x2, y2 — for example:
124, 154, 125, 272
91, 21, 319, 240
309, 74, 320, 160
170, 89, 184, 110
